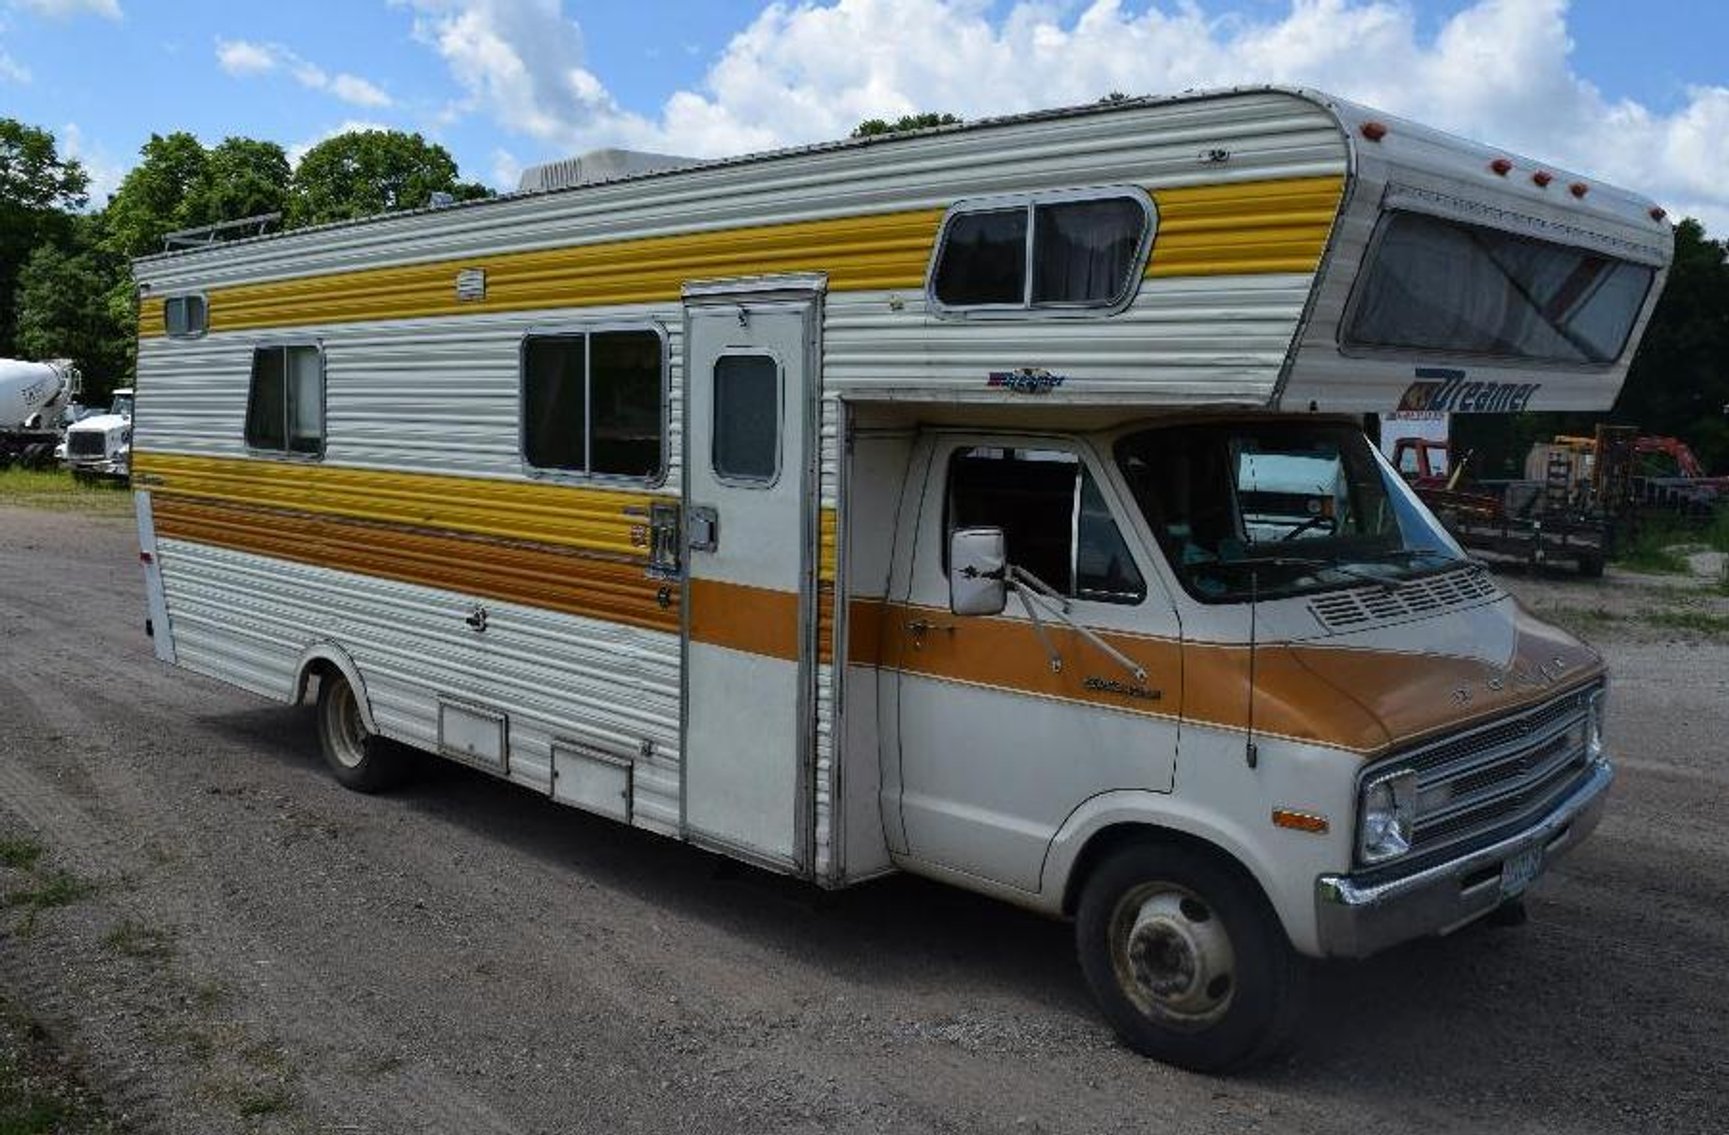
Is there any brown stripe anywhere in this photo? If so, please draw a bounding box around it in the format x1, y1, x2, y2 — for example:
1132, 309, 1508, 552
688, 578, 800, 661
854, 601, 1602, 756
154, 496, 679, 632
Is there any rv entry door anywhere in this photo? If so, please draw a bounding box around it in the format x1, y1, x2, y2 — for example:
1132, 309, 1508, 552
680, 276, 825, 870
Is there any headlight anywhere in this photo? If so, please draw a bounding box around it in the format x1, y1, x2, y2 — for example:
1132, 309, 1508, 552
1585, 688, 1605, 763
1358, 768, 1417, 864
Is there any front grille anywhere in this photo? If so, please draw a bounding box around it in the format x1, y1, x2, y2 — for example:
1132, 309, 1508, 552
1308, 567, 1500, 632
67, 431, 106, 458
1367, 682, 1600, 864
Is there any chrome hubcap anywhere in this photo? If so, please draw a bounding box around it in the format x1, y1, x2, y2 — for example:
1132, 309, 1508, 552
326, 680, 369, 769
1111, 885, 1237, 1028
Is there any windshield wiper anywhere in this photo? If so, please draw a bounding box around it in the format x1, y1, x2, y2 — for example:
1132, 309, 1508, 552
1201, 555, 1414, 590
1353, 547, 1488, 573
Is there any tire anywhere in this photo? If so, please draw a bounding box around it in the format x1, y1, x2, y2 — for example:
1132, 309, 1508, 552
1075, 841, 1308, 1073
314, 669, 412, 792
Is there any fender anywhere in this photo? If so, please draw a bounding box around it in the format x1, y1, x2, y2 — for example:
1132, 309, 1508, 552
1040, 789, 1291, 935
292, 643, 379, 734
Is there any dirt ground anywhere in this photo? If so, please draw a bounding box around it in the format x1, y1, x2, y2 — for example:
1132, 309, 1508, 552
2, 505, 1726, 1134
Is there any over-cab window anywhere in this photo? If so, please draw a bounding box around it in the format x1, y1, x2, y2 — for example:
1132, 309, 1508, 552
1346, 211, 1656, 364
164, 294, 207, 338
522, 328, 664, 480
931, 191, 1152, 313
244, 344, 323, 456
946, 447, 1145, 604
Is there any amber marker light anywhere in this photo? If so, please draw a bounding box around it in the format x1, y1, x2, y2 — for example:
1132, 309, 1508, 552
1271, 808, 1330, 834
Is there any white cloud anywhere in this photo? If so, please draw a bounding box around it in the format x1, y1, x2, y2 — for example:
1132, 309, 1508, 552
214, 37, 393, 108
0, 49, 29, 84
401, 0, 1729, 232
14, 0, 121, 20
57, 121, 124, 206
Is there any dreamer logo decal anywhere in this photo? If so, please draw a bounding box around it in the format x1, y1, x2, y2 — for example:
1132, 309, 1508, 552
1398, 367, 1540, 413
987, 367, 1067, 394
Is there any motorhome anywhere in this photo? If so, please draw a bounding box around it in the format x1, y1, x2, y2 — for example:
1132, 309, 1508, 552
130, 88, 1672, 1071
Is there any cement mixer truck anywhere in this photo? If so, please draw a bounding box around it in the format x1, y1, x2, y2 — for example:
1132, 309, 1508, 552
0, 357, 80, 470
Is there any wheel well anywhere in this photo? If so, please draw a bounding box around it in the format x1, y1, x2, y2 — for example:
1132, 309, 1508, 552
1060, 823, 1271, 919
295, 658, 339, 706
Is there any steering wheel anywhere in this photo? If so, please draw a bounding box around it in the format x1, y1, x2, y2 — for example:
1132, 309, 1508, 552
1281, 514, 1337, 541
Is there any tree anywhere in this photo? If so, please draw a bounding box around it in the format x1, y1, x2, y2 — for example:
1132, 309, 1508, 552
0, 118, 88, 355
185, 137, 292, 230
103, 131, 210, 258
850, 113, 961, 139
14, 212, 135, 403
288, 130, 490, 227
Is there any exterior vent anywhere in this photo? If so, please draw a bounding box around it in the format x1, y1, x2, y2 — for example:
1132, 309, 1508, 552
455, 267, 486, 302
1307, 567, 1501, 632
516, 148, 700, 193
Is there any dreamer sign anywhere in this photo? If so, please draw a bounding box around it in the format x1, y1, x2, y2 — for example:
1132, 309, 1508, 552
1397, 367, 1541, 413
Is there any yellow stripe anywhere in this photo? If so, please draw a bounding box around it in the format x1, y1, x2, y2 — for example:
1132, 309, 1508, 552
138, 176, 1344, 339
1147, 176, 1344, 277
135, 451, 662, 559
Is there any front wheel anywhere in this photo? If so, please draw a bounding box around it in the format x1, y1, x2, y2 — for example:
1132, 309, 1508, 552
315, 670, 412, 793
1075, 842, 1307, 1072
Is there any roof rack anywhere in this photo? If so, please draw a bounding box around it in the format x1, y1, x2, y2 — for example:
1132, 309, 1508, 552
162, 213, 283, 250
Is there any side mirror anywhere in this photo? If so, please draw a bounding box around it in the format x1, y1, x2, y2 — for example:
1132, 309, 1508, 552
949, 527, 1007, 616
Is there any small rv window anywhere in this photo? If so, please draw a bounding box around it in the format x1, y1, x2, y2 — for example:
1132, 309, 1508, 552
522, 328, 664, 480
245, 344, 323, 456
164, 294, 208, 339
945, 446, 1144, 604
931, 190, 1151, 313
712, 353, 780, 485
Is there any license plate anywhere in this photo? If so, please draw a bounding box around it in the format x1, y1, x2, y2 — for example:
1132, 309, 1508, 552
1501, 845, 1545, 897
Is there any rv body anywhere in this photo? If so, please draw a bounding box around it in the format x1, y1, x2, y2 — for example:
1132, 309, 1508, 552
130, 88, 1671, 1070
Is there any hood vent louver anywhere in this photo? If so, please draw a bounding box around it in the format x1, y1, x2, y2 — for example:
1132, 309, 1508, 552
1307, 567, 1501, 632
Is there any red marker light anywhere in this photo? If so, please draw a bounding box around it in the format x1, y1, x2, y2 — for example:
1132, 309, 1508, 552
1359, 120, 1388, 142
1532, 170, 1554, 188
1650, 206, 1668, 222
1490, 158, 1513, 176
139, 551, 154, 564
1569, 182, 1589, 198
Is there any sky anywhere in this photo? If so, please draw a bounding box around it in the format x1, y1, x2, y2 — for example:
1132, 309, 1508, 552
2, 0, 1726, 231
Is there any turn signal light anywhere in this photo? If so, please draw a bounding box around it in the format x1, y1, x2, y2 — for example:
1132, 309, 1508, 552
1272, 808, 1330, 834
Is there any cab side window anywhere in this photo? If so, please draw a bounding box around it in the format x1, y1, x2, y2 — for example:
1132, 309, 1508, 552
946, 446, 1145, 604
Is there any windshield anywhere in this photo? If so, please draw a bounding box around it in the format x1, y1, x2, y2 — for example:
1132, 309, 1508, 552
110, 394, 133, 418
1115, 420, 1465, 603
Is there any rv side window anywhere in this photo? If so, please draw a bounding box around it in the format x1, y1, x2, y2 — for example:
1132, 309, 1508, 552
164, 294, 208, 339
244, 344, 324, 457
712, 353, 780, 485
931, 190, 1151, 313
945, 447, 1145, 604
523, 329, 664, 480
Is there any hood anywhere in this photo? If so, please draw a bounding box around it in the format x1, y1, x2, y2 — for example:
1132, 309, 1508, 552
1182, 598, 1603, 756
67, 413, 130, 434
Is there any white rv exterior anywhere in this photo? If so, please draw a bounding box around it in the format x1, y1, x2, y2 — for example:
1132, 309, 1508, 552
130, 88, 1671, 1070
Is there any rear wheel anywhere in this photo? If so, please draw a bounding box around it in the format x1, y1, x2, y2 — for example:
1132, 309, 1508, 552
1075, 841, 1307, 1072
314, 670, 411, 792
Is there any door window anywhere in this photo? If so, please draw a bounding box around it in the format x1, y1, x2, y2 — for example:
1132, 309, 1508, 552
712, 353, 781, 485
945, 446, 1144, 604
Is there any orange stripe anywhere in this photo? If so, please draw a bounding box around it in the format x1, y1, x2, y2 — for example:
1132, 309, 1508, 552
853, 600, 1603, 755
153, 496, 679, 632
688, 578, 800, 661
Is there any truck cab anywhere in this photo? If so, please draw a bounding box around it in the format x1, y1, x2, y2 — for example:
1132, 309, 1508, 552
62, 387, 133, 482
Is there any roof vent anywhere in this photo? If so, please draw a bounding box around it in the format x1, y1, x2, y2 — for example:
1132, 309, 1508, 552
516, 148, 700, 193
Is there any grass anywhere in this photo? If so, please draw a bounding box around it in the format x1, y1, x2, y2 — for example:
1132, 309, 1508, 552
0, 468, 130, 515
0, 839, 44, 872
1613, 521, 1693, 574
234, 1086, 294, 1117
3, 872, 95, 913
101, 919, 175, 962
0, 997, 119, 1135
1641, 609, 1729, 636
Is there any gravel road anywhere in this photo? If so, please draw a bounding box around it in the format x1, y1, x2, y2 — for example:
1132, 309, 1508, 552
2, 505, 1726, 1134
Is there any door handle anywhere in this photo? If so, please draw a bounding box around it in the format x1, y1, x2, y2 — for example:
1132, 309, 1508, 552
905, 619, 954, 648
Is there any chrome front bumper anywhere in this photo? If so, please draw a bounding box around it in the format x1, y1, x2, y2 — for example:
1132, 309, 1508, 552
1314, 759, 1613, 959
